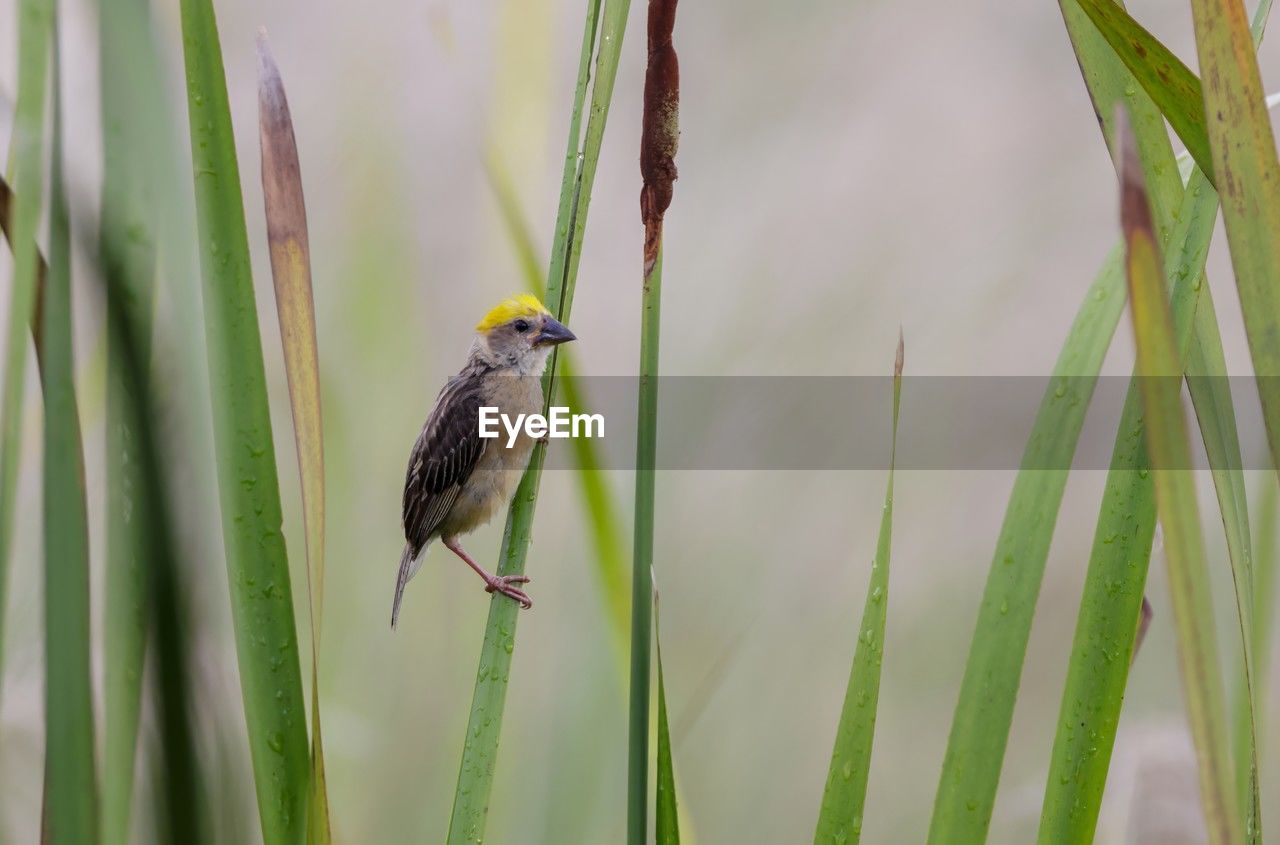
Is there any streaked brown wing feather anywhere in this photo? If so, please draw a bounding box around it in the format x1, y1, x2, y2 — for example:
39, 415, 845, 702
402, 374, 488, 553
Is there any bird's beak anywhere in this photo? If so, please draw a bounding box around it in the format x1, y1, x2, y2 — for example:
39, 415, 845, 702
535, 317, 577, 346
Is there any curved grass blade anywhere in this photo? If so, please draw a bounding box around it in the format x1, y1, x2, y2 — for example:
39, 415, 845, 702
256, 32, 331, 844
1073, 0, 1212, 185
814, 335, 902, 845
446, 1, 631, 840
43, 28, 98, 844
1036, 160, 1236, 845
98, 0, 163, 839
1037, 4, 1271, 840
926, 19, 1165, 835
177, 2, 309, 839
1235, 476, 1277, 825
927, 253, 1127, 839
1117, 112, 1240, 843
654, 589, 679, 845
0, 0, 53, 701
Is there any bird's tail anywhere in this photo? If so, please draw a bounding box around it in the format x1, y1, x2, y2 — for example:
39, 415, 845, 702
391, 542, 425, 629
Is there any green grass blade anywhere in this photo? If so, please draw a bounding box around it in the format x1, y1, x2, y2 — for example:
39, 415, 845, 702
655, 593, 680, 845
256, 32, 331, 844
1235, 475, 1277, 827
486, 157, 630, 667
177, 1, 310, 839
928, 12, 1178, 836
927, 252, 1126, 840
1189, 0, 1280, 833
43, 28, 98, 844
1191, 0, 1280, 543
1037, 3, 1271, 839
446, 1, 630, 840
1188, 284, 1259, 836
1036, 161, 1236, 845
631, 243, 662, 845
814, 336, 902, 845
0, 0, 53, 702
1117, 114, 1240, 843
98, 0, 161, 840
1073, 0, 1213, 184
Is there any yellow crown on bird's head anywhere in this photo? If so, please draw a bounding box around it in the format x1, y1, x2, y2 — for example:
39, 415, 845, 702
475, 294, 552, 332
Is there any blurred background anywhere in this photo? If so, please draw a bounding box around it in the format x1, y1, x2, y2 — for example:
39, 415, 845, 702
1, 0, 1279, 841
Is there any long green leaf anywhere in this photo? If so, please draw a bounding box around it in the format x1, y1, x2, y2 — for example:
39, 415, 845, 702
927, 250, 1126, 838
0, 0, 52, 701
1187, 283, 1258, 837
1037, 157, 1243, 845
655, 592, 680, 845
43, 27, 98, 845
927, 16, 1173, 837
1091, 0, 1278, 832
1235, 475, 1277, 825
814, 336, 902, 845
1187, 4, 1280, 829
1036, 2, 1271, 839
177, 1, 310, 840
631, 242, 663, 845
1118, 113, 1239, 843
256, 32, 331, 844
99, 0, 161, 840
446, 1, 630, 840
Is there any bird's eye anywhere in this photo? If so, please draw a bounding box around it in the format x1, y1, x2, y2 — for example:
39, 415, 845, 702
514, 319, 530, 333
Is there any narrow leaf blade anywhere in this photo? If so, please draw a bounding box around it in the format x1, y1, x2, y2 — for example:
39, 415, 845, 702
1037, 1, 1270, 837
43, 27, 98, 845
177, 2, 310, 839
1119, 112, 1240, 844
655, 596, 680, 845
813, 336, 902, 845
256, 32, 331, 844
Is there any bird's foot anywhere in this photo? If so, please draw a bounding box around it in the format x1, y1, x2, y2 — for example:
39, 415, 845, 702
485, 574, 533, 609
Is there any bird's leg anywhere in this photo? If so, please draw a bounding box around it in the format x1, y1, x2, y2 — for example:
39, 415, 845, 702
443, 535, 533, 609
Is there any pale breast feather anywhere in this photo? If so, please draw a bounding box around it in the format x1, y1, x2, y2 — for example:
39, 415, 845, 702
401, 374, 489, 553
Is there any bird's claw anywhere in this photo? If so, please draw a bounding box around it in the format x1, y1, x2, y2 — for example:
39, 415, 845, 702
485, 574, 533, 609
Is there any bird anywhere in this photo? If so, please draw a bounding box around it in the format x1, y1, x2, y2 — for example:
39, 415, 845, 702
391, 293, 577, 628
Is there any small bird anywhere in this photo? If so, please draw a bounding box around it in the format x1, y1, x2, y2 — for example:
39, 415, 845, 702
392, 294, 576, 628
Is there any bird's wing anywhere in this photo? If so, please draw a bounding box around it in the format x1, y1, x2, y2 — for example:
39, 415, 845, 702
402, 374, 489, 553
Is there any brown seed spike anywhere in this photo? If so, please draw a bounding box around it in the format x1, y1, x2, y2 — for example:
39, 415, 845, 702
640, 0, 681, 277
